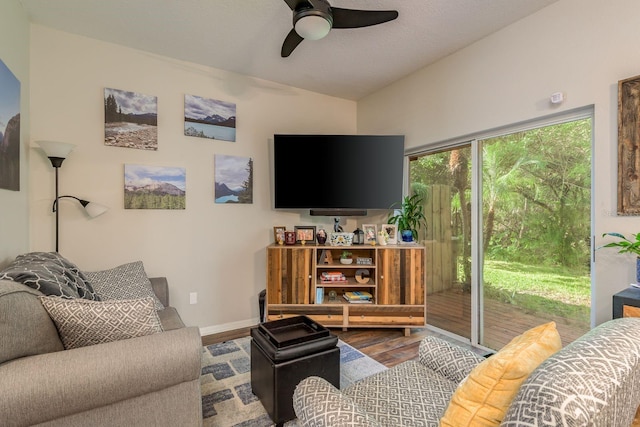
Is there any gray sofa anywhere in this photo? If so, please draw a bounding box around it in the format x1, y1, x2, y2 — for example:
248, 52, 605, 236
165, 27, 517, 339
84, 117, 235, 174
293, 317, 640, 426
0, 276, 203, 427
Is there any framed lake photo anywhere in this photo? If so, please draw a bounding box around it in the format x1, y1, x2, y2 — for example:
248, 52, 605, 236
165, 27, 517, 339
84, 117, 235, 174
124, 164, 186, 209
104, 88, 158, 150
214, 154, 253, 203
184, 94, 236, 142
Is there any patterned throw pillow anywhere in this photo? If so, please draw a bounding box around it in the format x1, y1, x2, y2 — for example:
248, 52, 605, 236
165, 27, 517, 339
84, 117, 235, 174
0, 252, 99, 300
440, 321, 562, 427
39, 296, 163, 350
84, 261, 164, 310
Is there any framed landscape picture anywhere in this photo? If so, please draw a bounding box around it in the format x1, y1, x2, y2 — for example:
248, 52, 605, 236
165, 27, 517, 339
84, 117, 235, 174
214, 154, 253, 204
124, 164, 185, 209
0, 59, 20, 191
618, 74, 640, 215
184, 94, 236, 142
104, 88, 158, 150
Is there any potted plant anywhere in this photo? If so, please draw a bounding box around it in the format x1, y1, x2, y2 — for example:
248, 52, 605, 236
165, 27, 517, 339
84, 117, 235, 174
600, 232, 640, 282
387, 194, 427, 242
340, 250, 353, 265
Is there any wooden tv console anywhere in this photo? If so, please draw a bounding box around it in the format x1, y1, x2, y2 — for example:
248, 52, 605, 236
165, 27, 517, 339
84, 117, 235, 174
266, 243, 426, 336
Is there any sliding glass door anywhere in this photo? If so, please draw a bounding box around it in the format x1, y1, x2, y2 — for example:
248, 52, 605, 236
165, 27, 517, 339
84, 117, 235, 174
410, 145, 473, 340
409, 112, 592, 349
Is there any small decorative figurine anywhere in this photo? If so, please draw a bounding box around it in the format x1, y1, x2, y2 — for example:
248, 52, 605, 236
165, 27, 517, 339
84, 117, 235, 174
316, 228, 327, 245
334, 217, 343, 233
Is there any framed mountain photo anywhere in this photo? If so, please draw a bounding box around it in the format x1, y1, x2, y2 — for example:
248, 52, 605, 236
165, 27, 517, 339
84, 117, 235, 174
214, 155, 253, 204
184, 94, 236, 142
124, 164, 185, 209
0, 58, 20, 191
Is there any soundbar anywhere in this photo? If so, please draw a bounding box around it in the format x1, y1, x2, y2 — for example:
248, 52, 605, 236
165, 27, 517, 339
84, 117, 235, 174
310, 209, 367, 217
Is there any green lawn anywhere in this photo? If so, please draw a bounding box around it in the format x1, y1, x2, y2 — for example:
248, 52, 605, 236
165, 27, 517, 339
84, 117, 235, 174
482, 260, 590, 322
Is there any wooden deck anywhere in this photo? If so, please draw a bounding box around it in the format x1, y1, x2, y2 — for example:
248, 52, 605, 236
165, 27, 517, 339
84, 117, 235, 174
427, 288, 590, 349
203, 289, 591, 368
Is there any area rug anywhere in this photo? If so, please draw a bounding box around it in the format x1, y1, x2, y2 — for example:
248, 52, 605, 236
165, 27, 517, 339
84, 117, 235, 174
200, 336, 387, 427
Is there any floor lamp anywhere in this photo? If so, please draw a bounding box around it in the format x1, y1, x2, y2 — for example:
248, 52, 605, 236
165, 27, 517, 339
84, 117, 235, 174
36, 141, 108, 253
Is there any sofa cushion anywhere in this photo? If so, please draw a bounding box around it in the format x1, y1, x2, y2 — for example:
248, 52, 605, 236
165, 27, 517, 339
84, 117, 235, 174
440, 321, 562, 427
40, 296, 163, 349
345, 359, 458, 425
0, 252, 99, 300
503, 317, 640, 426
0, 280, 64, 364
84, 261, 164, 310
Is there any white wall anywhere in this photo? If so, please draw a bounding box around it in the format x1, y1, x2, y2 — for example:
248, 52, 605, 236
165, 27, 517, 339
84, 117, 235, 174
0, 0, 30, 267
29, 25, 357, 333
357, 0, 638, 326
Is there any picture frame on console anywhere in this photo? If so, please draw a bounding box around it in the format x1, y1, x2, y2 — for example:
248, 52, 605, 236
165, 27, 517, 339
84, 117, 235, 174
362, 224, 377, 244
381, 224, 398, 244
273, 226, 286, 243
294, 226, 316, 244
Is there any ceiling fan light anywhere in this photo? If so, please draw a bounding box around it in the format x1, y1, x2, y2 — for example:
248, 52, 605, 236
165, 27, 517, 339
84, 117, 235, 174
295, 15, 331, 40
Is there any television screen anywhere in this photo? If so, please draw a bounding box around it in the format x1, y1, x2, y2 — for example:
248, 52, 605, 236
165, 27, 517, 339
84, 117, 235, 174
273, 134, 405, 214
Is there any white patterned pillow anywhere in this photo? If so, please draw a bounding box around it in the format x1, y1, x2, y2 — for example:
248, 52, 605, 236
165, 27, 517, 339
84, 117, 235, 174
84, 261, 164, 310
39, 296, 163, 350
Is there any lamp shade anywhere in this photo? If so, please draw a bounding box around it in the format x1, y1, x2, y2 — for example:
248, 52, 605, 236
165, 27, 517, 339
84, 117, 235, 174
36, 140, 76, 159
84, 201, 109, 218
295, 15, 331, 40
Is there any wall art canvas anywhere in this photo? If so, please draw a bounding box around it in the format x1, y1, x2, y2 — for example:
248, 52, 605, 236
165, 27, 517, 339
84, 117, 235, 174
184, 94, 236, 142
0, 59, 20, 191
124, 164, 185, 209
618, 74, 640, 215
104, 88, 158, 150
214, 154, 253, 204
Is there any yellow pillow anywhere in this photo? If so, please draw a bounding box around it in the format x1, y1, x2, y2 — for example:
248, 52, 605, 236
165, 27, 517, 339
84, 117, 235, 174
440, 321, 561, 427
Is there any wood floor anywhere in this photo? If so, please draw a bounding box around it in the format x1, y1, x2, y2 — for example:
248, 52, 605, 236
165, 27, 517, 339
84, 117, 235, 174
202, 289, 591, 369
201, 325, 435, 368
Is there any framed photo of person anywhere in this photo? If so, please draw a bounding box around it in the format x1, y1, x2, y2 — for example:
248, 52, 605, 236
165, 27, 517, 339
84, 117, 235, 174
362, 224, 377, 244
273, 226, 286, 243
381, 224, 398, 244
294, 226, 316, 244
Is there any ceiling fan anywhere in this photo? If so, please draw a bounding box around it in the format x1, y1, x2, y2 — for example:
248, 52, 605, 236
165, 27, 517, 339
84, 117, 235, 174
280, 0, 399, 57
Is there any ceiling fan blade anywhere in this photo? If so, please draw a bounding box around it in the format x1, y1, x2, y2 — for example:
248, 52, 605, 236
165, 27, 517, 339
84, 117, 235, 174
282, 0, 300, 11
331, 8, 398, 29
281, 29, 304, 57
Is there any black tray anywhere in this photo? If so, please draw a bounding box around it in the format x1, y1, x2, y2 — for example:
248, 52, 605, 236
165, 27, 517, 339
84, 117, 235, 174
258, 315, 330, 348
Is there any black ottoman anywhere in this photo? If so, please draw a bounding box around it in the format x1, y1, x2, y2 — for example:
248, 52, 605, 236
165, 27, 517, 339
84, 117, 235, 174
250, 316, 340, 425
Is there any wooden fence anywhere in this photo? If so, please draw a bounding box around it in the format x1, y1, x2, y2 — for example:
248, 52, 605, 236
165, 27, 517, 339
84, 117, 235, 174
418, 185, 461, 295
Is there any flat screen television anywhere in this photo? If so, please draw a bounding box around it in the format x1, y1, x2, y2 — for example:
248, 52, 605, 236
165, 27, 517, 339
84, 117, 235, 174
272, 134, 405, 216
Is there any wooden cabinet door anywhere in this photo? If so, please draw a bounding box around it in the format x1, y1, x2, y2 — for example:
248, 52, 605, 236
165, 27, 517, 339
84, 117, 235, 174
267, 247, 314, 304
377, 248, 425, 305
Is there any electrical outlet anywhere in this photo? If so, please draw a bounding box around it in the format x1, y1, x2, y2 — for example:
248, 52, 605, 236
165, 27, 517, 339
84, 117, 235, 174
189, 292, 197, 305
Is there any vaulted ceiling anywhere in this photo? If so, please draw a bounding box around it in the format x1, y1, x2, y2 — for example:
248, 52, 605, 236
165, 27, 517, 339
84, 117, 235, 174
20, 0, 558, 100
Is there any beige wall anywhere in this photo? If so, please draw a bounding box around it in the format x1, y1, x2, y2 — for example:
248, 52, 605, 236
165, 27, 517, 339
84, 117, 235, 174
357, 0, 638, 326
0, 0, 30, 267
29, 25, 357, 334
13, 0, 638, 334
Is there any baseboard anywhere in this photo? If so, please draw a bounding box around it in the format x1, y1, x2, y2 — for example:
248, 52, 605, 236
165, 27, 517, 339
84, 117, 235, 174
199, 317, 260, 337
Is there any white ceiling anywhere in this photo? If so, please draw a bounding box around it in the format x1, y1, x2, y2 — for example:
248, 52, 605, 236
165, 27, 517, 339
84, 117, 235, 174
19, 0, 558, 100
